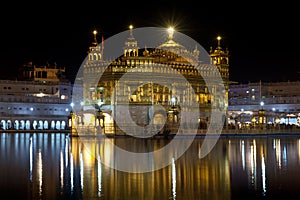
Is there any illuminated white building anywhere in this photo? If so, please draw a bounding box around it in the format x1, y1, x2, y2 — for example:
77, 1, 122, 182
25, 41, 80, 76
0, 62, 72, 130
228, 81, 300, 127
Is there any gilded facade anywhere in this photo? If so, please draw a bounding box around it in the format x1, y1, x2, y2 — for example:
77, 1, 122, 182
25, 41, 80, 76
74, 26, 230, 134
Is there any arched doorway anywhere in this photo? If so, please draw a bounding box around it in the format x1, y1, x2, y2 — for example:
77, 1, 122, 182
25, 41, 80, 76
38, 120, 43, 130
1, 120, 6, 130
14, 120, 19, 130
7, 120, 12, 130
20, 120, 25, 130
44, 121, 49, 130
55, 121, 61, 130
51, 120, 55, 130
153, 112, 167, 134
25, 120, 31, 130
61, 121, 66, 130
32, 120, 38, 130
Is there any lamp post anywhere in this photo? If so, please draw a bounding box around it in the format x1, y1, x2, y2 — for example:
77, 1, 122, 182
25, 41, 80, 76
96, 107, 105, 135
258, 101, 266, 129
260, 101, 264, 108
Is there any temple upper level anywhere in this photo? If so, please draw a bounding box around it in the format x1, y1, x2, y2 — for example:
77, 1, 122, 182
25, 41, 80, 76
123, 25, 139, 57
18, 61, 67, 83
210, 36, 229, 65
87, 30, 104, 63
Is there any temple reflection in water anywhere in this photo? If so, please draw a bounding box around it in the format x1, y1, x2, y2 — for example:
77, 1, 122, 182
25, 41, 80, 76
2, 133, 300, 199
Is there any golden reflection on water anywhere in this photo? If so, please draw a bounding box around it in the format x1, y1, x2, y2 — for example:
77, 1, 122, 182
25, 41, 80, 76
2, 133, 300, 199
70, 137, 232, 200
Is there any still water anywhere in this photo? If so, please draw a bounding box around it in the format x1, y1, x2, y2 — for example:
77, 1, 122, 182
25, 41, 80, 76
1, 132, 300, 199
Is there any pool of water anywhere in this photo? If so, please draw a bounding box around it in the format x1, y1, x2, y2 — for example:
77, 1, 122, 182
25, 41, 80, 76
1, 133, 300, 199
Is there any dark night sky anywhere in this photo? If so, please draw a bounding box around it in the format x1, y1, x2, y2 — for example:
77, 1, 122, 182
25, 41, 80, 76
1, 1, 300, 83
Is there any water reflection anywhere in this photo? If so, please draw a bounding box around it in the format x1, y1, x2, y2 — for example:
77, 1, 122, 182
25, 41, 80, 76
1, 133, 300, 199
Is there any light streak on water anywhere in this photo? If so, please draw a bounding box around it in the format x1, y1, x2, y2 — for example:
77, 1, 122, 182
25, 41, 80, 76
60, 150, 64, 190
29, 136, 33, 182
298, 139, 300, 164
282, 146, 287, 168
249, 139, 257, 189
97, 153, 102, 197
65, 137, 69, 167
70, 153, 74, 192
172, 157, 176, 199
241, 140, 245, 170
80, 150, 84, 190
275, 139, 281, 169
261, 154, 266, 196
37, 149, 43, 197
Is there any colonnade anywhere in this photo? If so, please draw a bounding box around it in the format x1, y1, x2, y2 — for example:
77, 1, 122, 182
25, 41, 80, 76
0, 119, 67, 130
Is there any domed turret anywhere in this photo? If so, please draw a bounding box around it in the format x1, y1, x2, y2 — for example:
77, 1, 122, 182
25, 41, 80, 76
87, 29, 104, 62
156, 27, 199, 64
123, 25, 139, 57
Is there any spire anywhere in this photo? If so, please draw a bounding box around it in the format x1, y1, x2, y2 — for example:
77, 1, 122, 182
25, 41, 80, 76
101, 35, 104, 58
167, 27, 174, 40
124, 24, 138, 57
129, 24, 134, 38
92, 30, 98, 46
158, 26, 187, 56
217, 36, 222, 50
88, 29, 103, 61
193, 44, 200, 58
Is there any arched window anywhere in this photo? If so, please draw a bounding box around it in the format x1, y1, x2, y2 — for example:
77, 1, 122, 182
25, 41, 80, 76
38, 120, 43, 130
32, 120, 37, 130
51, 121, 55, 130
61, 121, 66, 130
1, 120, 6, 130
25, 120, 31, 130
14, 120, 19, 130
221, 58, 227, 64
94, 53, 98, 60
20, 120, 25, 130
56, 121, 61, 130
44, 121, 49, 130
7, 120, 12, 130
